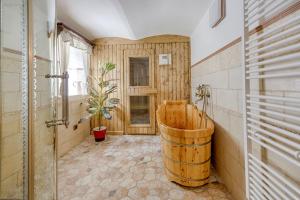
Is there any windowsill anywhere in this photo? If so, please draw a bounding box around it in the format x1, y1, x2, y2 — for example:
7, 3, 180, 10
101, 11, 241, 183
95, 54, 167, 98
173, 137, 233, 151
69, 94, 88, 102
56, 94, 88, 102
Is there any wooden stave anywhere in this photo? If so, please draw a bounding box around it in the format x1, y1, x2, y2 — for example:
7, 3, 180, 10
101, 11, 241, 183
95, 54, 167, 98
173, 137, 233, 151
161, 142, 211, 180
160, 135, 211, 164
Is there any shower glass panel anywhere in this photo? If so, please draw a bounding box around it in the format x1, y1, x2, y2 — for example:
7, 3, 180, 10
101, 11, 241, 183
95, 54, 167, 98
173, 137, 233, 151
130, 96, 150, 124
32, 0, 56, 199
129, 57, 149, 86
1, 0, 56, 199
0, 0, 28, 199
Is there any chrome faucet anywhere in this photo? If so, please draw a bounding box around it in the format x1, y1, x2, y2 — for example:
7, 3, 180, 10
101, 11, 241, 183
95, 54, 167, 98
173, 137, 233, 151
194, 84, 211, 128
195, 84, 210, 102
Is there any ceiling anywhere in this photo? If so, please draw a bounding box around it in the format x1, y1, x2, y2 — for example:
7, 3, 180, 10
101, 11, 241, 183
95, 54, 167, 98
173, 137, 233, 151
57, 0, 212, 40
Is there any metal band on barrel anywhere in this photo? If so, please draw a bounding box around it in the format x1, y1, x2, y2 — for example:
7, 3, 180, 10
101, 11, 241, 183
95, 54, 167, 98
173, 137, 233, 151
160, 135, 211, 147
164, 166, 210, 182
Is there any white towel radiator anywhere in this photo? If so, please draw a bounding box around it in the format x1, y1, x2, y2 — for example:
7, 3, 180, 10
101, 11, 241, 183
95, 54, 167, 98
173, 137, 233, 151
243, 0, 300, 199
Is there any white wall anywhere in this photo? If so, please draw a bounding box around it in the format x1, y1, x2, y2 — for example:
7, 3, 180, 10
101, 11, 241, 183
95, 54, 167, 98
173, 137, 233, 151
191, 0, 243, 64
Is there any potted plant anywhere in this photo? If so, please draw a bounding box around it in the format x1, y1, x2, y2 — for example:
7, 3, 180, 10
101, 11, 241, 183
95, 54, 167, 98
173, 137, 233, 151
87, 62, 120, 142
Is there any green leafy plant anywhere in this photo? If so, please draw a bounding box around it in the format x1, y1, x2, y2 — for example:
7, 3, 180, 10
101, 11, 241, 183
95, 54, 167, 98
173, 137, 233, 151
87, 62, 120, 129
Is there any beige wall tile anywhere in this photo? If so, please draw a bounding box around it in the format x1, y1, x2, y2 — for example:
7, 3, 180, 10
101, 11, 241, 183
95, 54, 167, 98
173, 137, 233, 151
57, 98, 90, 157
0, 55, 23, 198
192, 69, 229, 90
217, 89, 239, 112
264, 77, 300, 92
2, 92, 21, 112
265, 151, 300, 183
1, 72, 20, 92
229, 67, 242, 90
229, 114, 244, 166
0, 152, 22, 181
1, 112, 21, 138
213, 107, 230, 131
1, 133, 22, 158
193, 25, 300, 199
205, 70, 229, 89
192, 41, 245, 200
0, 173, 22, 199
0, 55, 22, 73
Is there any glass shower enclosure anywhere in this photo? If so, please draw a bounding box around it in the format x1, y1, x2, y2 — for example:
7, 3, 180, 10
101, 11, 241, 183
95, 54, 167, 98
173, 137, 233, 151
0, 0, 57, 199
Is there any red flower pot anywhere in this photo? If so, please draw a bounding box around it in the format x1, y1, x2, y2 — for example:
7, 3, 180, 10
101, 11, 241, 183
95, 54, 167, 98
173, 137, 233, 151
93, 126, 106, 142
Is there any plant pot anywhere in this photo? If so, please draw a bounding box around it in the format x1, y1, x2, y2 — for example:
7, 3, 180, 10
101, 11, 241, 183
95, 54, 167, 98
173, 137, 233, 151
93, 126, 106, 142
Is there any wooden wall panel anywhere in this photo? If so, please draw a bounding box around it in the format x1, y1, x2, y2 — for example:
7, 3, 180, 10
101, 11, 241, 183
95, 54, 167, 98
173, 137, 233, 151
91, 35, 190, 134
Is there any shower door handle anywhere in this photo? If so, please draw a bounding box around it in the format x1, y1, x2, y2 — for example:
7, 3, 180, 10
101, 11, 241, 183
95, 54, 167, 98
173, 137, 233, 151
61, 71, 70, 128
45, 71, 70, 128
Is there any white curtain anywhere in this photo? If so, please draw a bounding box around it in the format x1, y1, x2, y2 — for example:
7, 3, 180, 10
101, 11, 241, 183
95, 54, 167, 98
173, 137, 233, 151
57, 34, 70, 73
59, 29, 93, 54
57, 28, 93, 96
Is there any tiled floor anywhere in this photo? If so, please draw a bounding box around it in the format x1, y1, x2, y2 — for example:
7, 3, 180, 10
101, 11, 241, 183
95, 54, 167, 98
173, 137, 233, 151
58, 135, 232, 200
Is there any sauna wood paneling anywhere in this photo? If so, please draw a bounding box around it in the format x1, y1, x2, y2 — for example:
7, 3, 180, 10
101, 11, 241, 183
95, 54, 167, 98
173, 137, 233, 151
91, 35, 191, 134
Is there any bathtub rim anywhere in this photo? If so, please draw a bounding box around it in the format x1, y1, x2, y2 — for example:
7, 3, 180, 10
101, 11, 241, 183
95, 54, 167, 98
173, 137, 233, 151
156, 105, 214, 138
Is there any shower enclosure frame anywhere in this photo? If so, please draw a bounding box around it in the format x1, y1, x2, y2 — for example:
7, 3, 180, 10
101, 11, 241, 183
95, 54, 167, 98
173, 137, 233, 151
27, 0, 58, 199
27, 0, 34, 198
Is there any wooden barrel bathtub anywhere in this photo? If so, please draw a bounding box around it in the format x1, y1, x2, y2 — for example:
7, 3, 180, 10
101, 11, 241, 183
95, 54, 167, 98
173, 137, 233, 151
156, 100, 214, 187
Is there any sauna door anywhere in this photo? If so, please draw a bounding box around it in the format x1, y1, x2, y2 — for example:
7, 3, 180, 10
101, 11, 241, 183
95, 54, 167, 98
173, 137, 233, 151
124, 49, 156, 134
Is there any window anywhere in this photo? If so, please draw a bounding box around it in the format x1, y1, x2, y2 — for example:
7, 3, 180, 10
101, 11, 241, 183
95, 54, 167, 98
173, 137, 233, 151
67, 46, 88, 96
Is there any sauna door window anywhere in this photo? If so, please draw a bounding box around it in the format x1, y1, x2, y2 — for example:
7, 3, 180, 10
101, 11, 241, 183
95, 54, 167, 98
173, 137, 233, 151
129, 57, 149, 86
130, 96, 150, 125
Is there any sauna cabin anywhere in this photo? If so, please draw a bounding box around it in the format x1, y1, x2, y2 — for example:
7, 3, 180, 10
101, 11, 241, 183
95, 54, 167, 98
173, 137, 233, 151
90, 36, 191, 134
